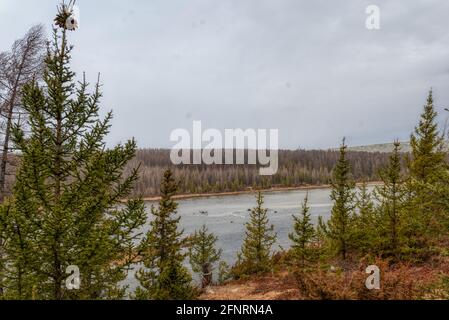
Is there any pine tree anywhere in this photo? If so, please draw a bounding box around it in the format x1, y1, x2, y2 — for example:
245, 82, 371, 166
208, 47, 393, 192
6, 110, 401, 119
289, 193, 315, 267
0, 3, 147, 299
135, 169, 194, 300
374, 141, 406, 258
189, 225, 222, 288
218, 261, 231, 284
236, 192, 277, 275
409, 90, 446, 184
353, 181, 376, 254
407, 90, 447, 242
320, 138, 356, 260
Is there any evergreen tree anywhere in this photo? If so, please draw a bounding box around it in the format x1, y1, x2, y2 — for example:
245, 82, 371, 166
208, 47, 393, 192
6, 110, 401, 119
289, 193, 316, 267
320, 139, 356, 260
407, 90, 447, 242
409, 90, 446, 184
217, 261, 231, 284
0, 3, 147, 299
353, 181, 376, 254
235, 192, 277, 275
374, 141, 406, 258
188, 225, 222, 288
135, 169, 194, 300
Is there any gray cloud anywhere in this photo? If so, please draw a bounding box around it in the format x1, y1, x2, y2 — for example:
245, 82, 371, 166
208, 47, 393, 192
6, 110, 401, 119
1, 0, 449, 149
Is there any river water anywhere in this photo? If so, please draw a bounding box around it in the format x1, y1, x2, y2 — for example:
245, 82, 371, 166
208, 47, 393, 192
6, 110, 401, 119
156, 188, 335, 264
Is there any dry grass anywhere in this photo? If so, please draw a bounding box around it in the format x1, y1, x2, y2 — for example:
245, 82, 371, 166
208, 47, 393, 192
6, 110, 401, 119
200, 256, 449, 300
200, 271, 300, 300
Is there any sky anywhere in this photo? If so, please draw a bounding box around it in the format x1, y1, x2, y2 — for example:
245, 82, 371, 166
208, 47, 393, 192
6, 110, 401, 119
1, 0, 449, 150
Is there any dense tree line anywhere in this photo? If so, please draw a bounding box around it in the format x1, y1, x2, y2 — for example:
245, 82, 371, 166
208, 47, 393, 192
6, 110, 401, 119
0, 148, 393, 199
127, 149, 392, 197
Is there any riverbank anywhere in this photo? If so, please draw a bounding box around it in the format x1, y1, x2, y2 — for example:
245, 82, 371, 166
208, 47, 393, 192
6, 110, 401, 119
134, 181, 382, 202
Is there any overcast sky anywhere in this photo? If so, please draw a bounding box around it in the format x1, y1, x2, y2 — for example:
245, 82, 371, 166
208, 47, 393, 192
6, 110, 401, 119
1, 0, 449, 149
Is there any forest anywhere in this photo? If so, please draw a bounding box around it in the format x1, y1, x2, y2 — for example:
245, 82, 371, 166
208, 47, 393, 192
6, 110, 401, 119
127, 148, 391, 196
1, 1, 449, 301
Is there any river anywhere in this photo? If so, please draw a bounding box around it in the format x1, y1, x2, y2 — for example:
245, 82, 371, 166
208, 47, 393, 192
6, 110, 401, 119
156, 188, 335, 263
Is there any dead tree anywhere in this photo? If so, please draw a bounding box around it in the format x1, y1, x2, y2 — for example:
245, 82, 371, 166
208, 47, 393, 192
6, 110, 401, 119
0, 24, 46, 202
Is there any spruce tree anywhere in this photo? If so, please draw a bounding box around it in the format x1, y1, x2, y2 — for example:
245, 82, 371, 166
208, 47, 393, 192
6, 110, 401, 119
135, 169, 194, 300
218, 261, 231, 284
320, 139, 356, 260
236, 192, 277, 275
188, 225, 222, 288
353, 181, 376, 254
289, 193, 315, 267
407, 90, 447, 241
374, 141, 406, 258
409, 90, 446, 184
0, 3, 147, 300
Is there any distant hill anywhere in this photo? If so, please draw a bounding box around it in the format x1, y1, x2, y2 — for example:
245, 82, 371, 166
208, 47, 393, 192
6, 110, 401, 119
346, 141, 449, 153
347, 142, 411, 153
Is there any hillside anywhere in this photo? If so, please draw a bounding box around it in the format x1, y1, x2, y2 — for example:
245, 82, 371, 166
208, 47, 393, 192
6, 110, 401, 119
346, 141, 449, 153
200, 255, 449, 300
347, 142, 412, 153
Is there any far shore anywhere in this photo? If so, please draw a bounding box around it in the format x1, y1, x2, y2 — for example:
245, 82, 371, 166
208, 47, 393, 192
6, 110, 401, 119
131, 181, 383, 202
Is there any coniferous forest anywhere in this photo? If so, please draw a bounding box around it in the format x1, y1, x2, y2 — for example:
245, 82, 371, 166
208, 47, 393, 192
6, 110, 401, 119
1, 1, 449, 303
126, 148, 391, 196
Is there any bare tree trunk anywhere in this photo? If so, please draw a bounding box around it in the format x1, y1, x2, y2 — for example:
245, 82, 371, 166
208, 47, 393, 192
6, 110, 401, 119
0, 24, 45, 203
0, 78, 20, 202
